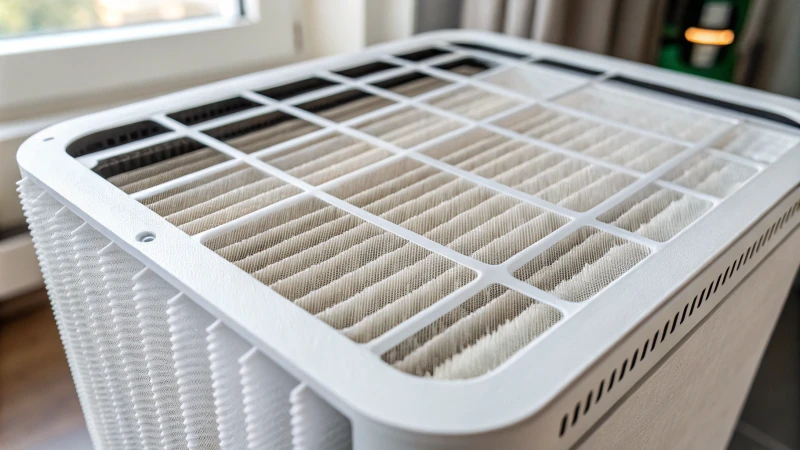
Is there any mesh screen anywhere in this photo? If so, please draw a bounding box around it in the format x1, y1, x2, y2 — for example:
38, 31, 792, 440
423, 129, 636, 212
204, 198, 477, 342
139, 165, 302, 235
260, 133, 392, 186
661, 151, 757, 197
713, 124, 800, 164
424, 85, 521, 120
514, 227, 650, 302
383, 284, 561, 379
597, 185, 712, 242
328, 158, 568, 264
493, 105, 685, 172
354, 106, 463, 148
556, 87, 729, 142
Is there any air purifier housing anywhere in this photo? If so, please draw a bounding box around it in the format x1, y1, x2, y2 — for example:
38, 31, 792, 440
17, 30, 800, 450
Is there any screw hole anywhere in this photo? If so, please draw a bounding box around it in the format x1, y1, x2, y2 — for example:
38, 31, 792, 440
136, 232, 156, 243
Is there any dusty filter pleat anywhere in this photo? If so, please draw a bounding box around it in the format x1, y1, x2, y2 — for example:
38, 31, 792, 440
514, 227, 650, 302
493, 105, 684, 172
139, 165, 302, 236
166, 295, 220, 450
355, 106, 463, 148
423, 128, 636, 212
107, 148, 230, 194
662, 151, 757, 198
207, 321, 250, 450
204, 112, 321, 154
374, 72, 451, 97
261, 133, 391, 186
425, 85, 521, 120
556, 86, 729, 142
598, 185, 712, 242
239, 349, 296, 450
329, 158, 567, 264
483, 67, 581, 99
384, 284, 561, 379
204, 198, 476, 342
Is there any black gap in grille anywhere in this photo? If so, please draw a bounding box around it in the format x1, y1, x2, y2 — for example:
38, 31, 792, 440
436, 57, 493, 75
395, 47, 451, 61
167, 97, 260, 126
67, 121, 170, 157
92, 138, 205, 178
203, 111, 299, 142
258, 77, 338, 101
607, 75, 800, 129
451, 41, 526, 59
532, 59, 604, 76
372, 72, 435, 90
335, 61, 398, 78
296, 89, 373, 114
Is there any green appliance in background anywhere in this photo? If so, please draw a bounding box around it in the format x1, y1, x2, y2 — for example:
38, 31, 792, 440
659, 0, 749, 81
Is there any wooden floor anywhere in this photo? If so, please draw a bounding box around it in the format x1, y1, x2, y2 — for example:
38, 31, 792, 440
0, 289, 89, 450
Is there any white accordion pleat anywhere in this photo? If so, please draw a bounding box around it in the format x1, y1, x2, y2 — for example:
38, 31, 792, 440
290, 384, 352, 450
167, 295, 220, 450
239, 348, 297, 449
207, 321, 251, 450
132, 269, 185, 449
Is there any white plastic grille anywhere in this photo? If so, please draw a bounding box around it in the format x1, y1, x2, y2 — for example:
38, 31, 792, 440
50, 38, 799, 390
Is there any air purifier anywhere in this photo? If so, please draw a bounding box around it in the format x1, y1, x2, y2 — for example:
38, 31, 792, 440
17, 30, 800, 449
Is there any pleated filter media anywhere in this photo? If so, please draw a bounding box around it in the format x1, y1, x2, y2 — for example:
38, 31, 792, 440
17, 31, 800, 450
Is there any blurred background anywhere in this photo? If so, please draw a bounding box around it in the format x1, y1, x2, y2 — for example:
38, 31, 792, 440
0, 1, 797, 449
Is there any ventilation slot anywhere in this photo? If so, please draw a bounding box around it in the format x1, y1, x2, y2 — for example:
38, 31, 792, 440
395, 47, 451, 62
556, 86, 730, 142
383, 284, 561, 379
514, 227, 650, 302
204, 198, 477, 342
203, 111, 321, 154
661, 151, 757, 198
329, 158, 568, 264
290, 385, 352, 450
424, 85, 521, 120
493, 105, 685, 172
482, 67, 584, 99
66, 120, 170, 157
450, 42, 526, 59
422, 128, 636, 212
436, 57, 493, 76
354, 106, 463, 148
240, 349, 297, 449
258, 77, 338, 101
260, 133, 392, 186
597, 185, 712, 242
372, 72, 451, 97
532, 59, 604, 76
168, 97, 261, 126
334, 61, 398, 78
712, 124, 800, 164
296, 89, 395, 123
138, 164, 302, 236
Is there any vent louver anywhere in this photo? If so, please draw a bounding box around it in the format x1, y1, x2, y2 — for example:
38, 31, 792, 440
18, 31, 800, 450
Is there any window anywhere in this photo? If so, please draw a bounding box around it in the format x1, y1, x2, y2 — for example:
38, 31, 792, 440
0, 0, 241, 38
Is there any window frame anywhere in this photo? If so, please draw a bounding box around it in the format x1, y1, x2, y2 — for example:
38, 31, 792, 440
0, 0, 296, 115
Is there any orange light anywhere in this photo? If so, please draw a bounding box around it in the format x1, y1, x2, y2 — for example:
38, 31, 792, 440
684, 27, 735, 46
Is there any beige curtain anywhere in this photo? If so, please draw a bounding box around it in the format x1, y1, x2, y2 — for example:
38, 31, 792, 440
460, 0, 667, 64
